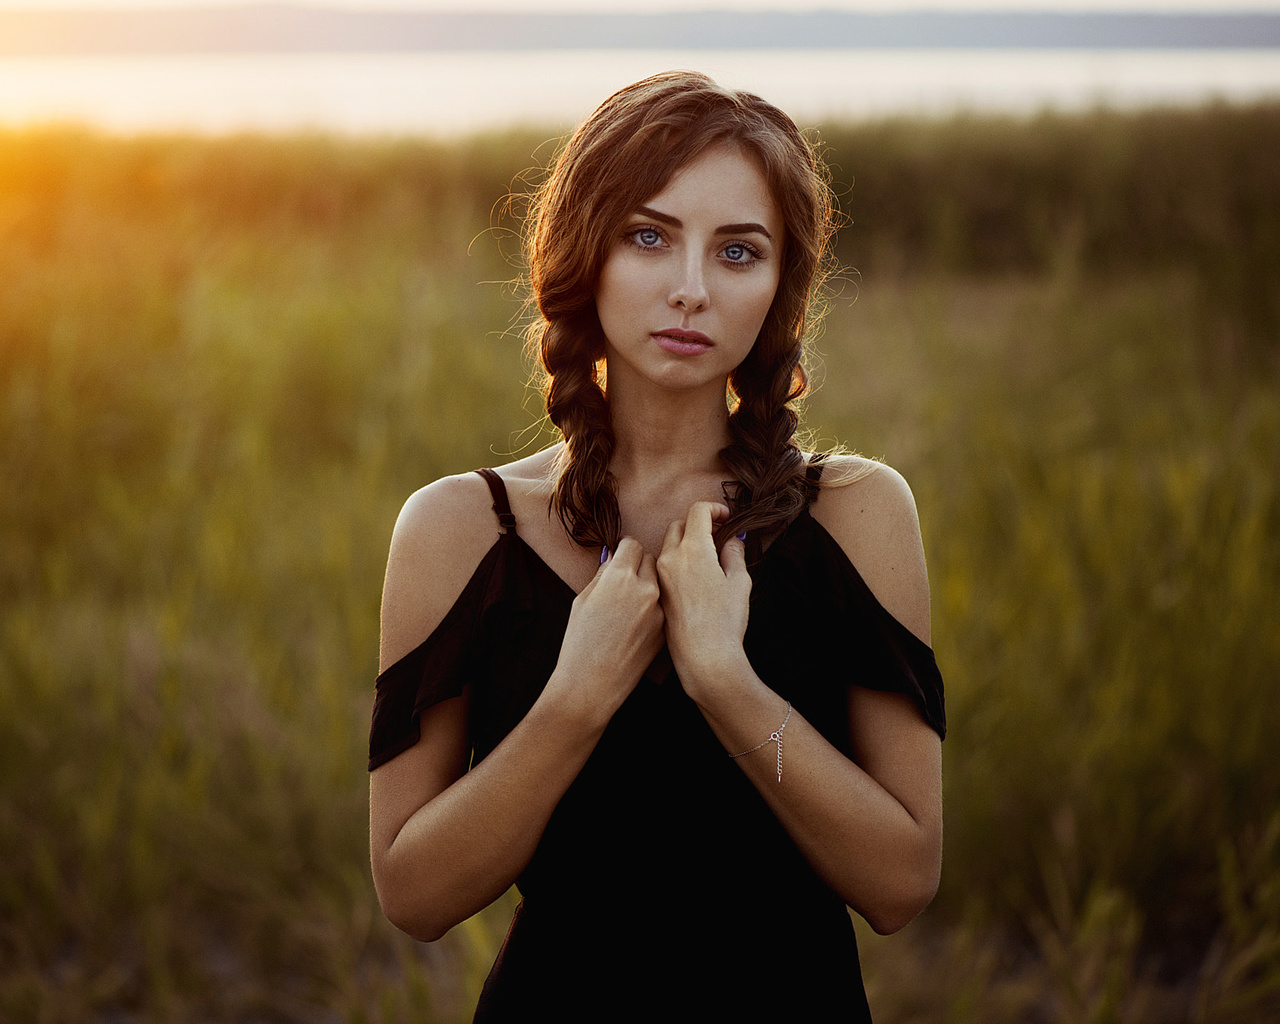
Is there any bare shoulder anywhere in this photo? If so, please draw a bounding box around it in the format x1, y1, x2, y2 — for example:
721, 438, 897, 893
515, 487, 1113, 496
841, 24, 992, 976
379, 470, 505, 672
809, 458, 932, 646
488, 445, 561, 499
380, 447, 565, 671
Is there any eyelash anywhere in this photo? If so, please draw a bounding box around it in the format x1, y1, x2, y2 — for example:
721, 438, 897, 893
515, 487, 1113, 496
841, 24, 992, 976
622, 225, 765, 268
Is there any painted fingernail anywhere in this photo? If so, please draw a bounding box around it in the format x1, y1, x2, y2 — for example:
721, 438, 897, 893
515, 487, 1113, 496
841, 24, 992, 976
736, 531, 747, 542
600, 545, 609, 565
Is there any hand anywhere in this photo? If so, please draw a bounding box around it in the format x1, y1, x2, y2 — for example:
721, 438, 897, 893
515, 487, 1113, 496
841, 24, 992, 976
547, 538, 666, 724
656, 501, 752, 696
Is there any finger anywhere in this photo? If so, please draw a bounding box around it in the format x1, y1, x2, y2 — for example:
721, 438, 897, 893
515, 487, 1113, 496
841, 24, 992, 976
637, 551, 659, 585
577, 549, 610, 600
684, 500, 731, 539
611, 536, 645, 573
719, 534, 748, 578
660, 517, 685, 556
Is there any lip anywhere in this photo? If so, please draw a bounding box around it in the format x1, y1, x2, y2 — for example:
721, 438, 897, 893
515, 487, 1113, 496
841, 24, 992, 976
652, 328, 713, 356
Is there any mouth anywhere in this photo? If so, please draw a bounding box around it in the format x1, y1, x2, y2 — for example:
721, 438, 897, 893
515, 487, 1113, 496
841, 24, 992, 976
652, 329, 713, 356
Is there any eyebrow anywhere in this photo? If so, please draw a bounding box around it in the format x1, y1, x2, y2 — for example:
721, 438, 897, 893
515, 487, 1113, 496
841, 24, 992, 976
635, 205, 773, 240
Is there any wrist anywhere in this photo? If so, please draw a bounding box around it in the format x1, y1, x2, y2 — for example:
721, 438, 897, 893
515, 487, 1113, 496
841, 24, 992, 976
537, 665, 632, 737
537, 667, 619, 736
678, 648, 754, 707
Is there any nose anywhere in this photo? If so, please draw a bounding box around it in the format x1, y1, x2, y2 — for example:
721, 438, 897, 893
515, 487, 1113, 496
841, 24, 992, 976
668, 255, 708, 313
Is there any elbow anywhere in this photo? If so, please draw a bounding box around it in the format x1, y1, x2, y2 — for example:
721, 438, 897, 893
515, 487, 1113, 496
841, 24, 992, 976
376, 886, 453, 944
857, 835, 942, 936
863, 882, 937, 935
372, 853, 455, 943
400, 917, 451, 945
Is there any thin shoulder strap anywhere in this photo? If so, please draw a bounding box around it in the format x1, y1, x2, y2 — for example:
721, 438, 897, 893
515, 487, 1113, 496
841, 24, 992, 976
474, 468, 518, 534
803, 457, 825, 507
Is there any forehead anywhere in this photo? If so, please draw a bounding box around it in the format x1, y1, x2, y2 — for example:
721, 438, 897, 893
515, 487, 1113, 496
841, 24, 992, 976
641, 144, 781, 233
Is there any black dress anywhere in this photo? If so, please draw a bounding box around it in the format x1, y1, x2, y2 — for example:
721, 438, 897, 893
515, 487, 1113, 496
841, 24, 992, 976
369, 467, 946, 1022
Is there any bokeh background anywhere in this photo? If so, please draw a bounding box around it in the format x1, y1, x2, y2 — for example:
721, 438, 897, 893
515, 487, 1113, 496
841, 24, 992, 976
1, 2, 1279, 1021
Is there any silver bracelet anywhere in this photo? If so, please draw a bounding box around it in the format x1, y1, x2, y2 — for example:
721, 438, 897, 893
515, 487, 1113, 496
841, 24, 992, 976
728, 702, 792, 782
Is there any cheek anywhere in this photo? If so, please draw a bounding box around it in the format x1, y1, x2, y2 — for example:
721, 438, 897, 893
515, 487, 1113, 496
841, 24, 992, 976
594, 262, 643, 347
735, 274, 781, 331
595, 256, 639, 315
594, 265, 619, 328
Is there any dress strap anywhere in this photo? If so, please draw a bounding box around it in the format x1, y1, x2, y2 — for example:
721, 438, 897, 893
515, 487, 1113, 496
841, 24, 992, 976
475, 468, 518, 534
803, 457, 826, 505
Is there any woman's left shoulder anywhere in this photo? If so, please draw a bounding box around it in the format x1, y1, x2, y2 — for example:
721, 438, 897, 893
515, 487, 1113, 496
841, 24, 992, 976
808, 457, 931, 644
808, 455, 918, 524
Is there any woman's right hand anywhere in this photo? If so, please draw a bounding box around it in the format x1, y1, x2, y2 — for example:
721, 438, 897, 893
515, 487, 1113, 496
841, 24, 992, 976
546, 537, 665, 724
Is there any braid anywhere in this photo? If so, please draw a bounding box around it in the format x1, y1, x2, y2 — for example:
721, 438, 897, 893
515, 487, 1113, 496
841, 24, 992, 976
541, 316, 620, 550
717, 338, 813, 553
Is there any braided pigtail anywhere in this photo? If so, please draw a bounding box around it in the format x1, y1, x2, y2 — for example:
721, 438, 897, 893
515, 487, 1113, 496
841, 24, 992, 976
717, 334, 813, 555
713, 95, 836, 554
540, 314, 620, 550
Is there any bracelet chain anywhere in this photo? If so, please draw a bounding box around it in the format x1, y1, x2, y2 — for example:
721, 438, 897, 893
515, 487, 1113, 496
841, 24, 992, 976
728, 702, 792, 783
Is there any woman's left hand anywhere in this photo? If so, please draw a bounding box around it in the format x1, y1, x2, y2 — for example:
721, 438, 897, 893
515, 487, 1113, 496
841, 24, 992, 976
656, 501, 752, 697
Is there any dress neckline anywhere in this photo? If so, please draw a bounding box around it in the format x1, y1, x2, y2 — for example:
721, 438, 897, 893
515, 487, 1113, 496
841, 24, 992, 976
493, 507, 934, 658
475, 460, 829, 601
497, 504, 821, 602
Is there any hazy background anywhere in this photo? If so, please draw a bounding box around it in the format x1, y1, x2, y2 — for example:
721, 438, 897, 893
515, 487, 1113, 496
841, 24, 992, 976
3, 0, 1280, 132
1, 3, 1278, 1022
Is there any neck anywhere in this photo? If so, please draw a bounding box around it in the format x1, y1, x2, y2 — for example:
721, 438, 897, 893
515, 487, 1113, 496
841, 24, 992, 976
605, 373, 732, 484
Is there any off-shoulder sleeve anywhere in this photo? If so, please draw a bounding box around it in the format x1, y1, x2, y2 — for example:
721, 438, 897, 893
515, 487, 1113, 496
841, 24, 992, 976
367, 540, 501, 771
813, 517, 945, 739
747, 513, 946, 742
843, 582, 946, 739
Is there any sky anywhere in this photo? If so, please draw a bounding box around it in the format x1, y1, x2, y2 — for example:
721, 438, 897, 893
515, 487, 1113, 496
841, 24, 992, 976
1, 0, 1278, 10
3, 0, 1277, 133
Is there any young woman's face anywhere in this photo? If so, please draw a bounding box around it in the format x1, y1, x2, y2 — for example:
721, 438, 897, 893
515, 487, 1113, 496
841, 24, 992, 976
595, 144, 783, 396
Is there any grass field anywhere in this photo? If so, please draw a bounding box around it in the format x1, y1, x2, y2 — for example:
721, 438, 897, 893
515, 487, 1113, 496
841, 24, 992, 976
1, 103, 1278, 1022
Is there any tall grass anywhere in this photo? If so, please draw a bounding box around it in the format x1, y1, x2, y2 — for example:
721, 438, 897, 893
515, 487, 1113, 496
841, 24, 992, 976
1, 104, 1277, 1022
820, 102, 1280, 357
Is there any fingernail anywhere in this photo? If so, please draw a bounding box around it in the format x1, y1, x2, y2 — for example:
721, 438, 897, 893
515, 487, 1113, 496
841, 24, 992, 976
736, 531, 747, 542
600, 545, 609, 565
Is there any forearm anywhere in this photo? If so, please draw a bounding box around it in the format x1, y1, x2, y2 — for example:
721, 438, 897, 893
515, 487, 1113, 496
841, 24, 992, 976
688, 658, 942, 934
374, 682, 608, 942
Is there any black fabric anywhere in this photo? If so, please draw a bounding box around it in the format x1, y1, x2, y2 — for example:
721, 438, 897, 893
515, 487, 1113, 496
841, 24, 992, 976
368, 468, 946, 1021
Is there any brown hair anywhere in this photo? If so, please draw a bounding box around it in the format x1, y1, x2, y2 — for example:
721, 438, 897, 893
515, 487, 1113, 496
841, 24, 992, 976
526, 70, 836, 553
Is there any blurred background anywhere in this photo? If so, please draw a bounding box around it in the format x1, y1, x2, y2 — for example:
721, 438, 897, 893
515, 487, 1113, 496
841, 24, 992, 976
1, 1, 1278, 1021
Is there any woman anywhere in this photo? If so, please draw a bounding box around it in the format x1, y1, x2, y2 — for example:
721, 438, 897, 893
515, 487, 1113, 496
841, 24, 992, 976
368, 71, 945, 1020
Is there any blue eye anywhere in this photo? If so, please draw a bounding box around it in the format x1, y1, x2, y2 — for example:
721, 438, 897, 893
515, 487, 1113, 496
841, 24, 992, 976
635, 227, 662, 247
721, 242, 762, 266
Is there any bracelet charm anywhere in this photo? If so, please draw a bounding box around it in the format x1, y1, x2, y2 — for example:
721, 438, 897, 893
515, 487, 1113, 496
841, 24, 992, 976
728, 702, 792, 782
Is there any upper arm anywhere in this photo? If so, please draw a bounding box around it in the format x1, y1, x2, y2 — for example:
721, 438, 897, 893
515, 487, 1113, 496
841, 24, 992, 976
370, 473, 496, 859
813, 462, 943, 845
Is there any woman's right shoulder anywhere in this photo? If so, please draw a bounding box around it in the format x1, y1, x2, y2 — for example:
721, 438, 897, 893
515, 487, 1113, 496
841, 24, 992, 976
392, 446, 561, 544
392, 471, 498, 546
379, 450, 563, 670
379, 471, 506, 672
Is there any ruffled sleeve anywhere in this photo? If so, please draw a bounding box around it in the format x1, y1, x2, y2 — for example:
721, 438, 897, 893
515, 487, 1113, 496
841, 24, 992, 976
367, 540, 502, 771
814, 514, 945, 738
839, 579, 947, 740
746, 512, 946, 743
